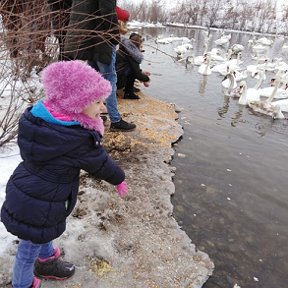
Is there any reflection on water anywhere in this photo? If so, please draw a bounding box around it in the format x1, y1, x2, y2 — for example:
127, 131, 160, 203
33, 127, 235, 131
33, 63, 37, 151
199, 76, 208, 96
218, 97, 245, 128
137, 26, 288, 288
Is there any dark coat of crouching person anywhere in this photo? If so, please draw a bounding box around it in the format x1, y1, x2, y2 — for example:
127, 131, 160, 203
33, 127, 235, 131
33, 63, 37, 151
116, 33, 150, 99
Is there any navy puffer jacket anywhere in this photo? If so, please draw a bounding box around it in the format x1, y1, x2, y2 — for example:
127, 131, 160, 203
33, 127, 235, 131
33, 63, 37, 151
1, 108, 125, 244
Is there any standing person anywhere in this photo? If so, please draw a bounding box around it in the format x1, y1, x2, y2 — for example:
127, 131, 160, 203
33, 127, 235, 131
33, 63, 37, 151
47, 0, 73, 60
64, 0, 136, 131
116, 33, 150, 99
1, 60, 128, 288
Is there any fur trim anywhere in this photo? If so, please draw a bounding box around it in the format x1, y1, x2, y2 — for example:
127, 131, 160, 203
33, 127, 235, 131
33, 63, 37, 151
32, 101, 105, 135
73, 113, 105, 135
121, 38, 144, 64
42, 61, 111, 116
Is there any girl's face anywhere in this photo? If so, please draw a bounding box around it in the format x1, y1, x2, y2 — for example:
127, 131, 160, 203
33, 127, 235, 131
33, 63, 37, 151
82, 100, 106, 119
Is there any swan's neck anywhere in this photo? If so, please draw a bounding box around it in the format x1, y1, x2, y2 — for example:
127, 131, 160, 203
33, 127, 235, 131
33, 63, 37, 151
237, 52, 241, 64
266, 81, 280, 102
204, 63, 209, 74
227, 73, 235, 93
203, 43, 208, 55
227, 49, 232, 60
239, 84, 247, 103
205, 57, 211, 73
253, 72, 264, 89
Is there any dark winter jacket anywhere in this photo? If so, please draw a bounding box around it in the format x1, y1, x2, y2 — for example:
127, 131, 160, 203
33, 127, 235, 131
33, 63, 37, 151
63, 0, 120, 64
47, 0, 73, 59
116, 38, 150, 89
47, 0, 72, 33
1, 107, 125, 244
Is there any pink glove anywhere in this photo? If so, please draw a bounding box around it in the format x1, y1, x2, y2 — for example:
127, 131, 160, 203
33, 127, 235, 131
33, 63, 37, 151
115, 181, 128, 197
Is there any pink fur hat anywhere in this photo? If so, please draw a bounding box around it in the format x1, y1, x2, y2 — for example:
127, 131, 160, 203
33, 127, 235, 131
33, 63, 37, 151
42, 60, 111, 115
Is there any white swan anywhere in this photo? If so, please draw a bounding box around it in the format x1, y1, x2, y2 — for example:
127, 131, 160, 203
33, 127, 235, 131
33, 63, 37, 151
238, 80, 261, 105
282, 43, 288, 53
226, 54, 243, 70
248, 38, 255, 47
209, 48, 226, 62
255, 37, 273, 46
249, 102, 285, 119
271, 99, 288, 112
251, 69, 267, 81
231, 44, 244, 54
222, 72, 241, 97
211, 63, 230, 75
248, 80, 285, 119
194, 43, 208, 66
222, 71, 237, 89
214, 33, 231, 46
182, 43, 193, 50
185, 56, 194, 67
211, 53, 243, 76
259, 86, 288, 99
275, 60, 288, 72
252, 43, 268, 51
174, 45, 187, 57
234, 69, 248, 82
155, 37, 171, 44
259, 70, 288, 98
246, 64, 261, 76
198, 55, 212, 76
257, 58, 288, 72
174, 41, 194, 56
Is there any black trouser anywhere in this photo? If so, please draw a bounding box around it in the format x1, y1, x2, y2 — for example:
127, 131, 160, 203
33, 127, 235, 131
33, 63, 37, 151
47, 0, 72, 60
124, 74, 136, 95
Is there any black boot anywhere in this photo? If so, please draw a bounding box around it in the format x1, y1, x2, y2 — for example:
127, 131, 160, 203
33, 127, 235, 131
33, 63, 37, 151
34, 247, 75, 280
123, 93, 140, 99
110, 118, 136, 131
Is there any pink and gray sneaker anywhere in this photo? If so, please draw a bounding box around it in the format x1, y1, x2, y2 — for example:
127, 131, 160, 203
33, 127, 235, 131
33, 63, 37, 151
34, 247, 75, 280
31, 277, 41, 288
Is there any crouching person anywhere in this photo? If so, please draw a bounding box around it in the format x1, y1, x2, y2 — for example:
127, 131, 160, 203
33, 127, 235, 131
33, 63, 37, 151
116, 33, 150, 99
1, 60, 128, 288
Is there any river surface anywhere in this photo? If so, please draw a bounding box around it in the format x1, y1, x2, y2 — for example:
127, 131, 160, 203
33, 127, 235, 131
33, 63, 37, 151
134, 26, 288, 288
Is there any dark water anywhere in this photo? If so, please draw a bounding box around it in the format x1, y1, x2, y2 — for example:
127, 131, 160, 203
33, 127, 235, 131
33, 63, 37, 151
134, 26, 288, 288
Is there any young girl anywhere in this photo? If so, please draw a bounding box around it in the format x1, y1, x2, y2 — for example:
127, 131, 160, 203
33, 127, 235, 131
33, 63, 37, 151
1, 60, 128, 288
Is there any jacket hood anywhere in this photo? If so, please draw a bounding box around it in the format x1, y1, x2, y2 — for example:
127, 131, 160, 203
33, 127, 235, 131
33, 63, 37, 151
18, 108, 100, 163
121, 38, 144, 64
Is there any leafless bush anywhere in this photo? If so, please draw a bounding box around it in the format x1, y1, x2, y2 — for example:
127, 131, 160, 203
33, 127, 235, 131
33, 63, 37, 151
0, 0, 59, 147
0, 0, 124, 147
0, 0, 57, 77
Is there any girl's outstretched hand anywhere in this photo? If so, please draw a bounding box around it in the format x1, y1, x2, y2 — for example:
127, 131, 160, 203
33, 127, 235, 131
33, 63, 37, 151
115, 181, 128, 197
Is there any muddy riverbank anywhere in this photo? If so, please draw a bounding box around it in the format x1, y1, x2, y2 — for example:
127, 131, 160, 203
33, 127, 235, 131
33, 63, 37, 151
0, 93, 213, 288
